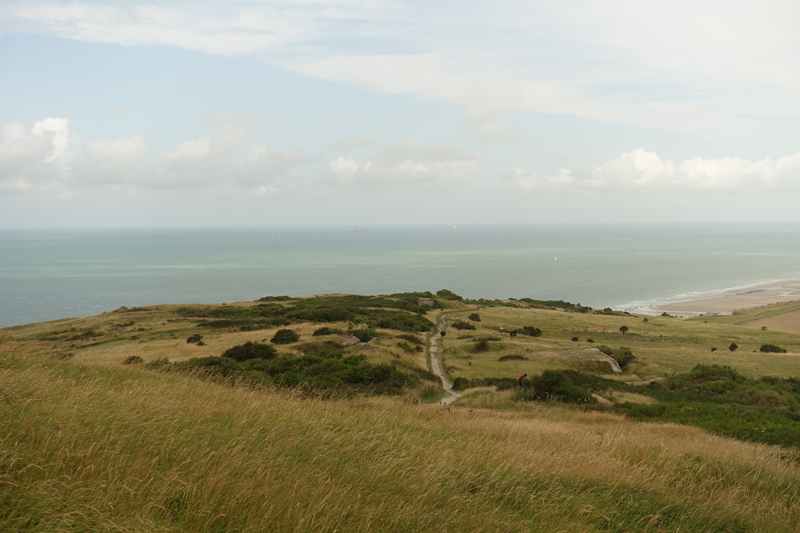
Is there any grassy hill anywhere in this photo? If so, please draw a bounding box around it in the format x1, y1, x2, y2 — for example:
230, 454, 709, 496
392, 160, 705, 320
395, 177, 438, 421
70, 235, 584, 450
3, 291, 800, 531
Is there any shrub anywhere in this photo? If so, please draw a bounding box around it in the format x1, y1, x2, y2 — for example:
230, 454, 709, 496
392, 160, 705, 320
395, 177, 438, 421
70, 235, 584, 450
613, 347, 636, 370
515, 326, 541, 337
711, 347, 717, 352
571, 337, 579, 342
397, 341, 415, 354
619, 325, 629, 335
595, 345, 614, 356
474, 339, 489, 352
586, 338, 594, 343
452, 322, 476, 331
661, 312, 671, 317
122, 355, 144, 365
519, 370, 594, 403
271, 329, 300, 345
222, 342, 278, 361
436, 289, 464, 301
313, 327, 341, 336
760, 344, 787, 353
498, 355, 528, 362
690, 364, 741, 382
468, 313, 481, 322
354, 329, 376, 343
452, 377, 470, 391
729, 343, 738, 352
642, 317, 649, 323
186, 334, 203, 344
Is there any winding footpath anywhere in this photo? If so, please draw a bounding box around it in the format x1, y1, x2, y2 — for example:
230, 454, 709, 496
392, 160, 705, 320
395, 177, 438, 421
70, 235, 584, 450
428, 313, 461, 405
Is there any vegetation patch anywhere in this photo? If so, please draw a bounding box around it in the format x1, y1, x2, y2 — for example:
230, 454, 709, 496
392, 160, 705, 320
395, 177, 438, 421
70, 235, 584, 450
518, 370, 595, 404
173, 348, 417, 394
760, 344, 787, 353
451, 322, 476, 331
312, 327, 342, 336
498, 355, 528, 362
222, 341, 278, 361
271, 329, 300, 345
180, 294, 435, 333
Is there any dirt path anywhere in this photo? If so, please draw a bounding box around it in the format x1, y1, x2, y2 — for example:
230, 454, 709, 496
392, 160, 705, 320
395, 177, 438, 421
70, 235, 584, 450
428, 313, 461, 405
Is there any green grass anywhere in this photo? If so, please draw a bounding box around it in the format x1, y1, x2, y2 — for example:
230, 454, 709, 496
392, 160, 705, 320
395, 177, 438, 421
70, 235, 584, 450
3, 354, 800, 532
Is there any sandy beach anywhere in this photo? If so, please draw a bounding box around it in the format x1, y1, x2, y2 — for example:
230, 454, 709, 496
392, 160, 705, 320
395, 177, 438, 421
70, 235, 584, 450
643, 279, 800, 317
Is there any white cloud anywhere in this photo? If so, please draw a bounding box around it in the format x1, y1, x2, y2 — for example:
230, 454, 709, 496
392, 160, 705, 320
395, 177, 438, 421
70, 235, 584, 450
74, 136, 149, 184
328, 138, 479, 187
7, 1, 798, 137
241, 144, 307, 184
0, 114, 306, 194
0, 118, 72, 193
507, 149, 800, 193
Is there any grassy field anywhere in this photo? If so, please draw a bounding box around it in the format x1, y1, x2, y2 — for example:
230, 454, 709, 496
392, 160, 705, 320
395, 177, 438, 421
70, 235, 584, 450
437, 304, 800, 383
3, 353, 800, 532
4, 293, 800, 531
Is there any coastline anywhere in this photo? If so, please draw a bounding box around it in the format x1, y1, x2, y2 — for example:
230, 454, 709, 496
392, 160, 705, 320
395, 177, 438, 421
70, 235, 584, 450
626, 279, 800, 317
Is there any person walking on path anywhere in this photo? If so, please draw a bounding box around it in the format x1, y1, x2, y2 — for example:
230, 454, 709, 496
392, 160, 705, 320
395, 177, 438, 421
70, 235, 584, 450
518, 374, 527, 387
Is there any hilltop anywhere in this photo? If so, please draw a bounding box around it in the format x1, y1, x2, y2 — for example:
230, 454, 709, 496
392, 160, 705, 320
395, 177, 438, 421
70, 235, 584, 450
3, 291, 800, 531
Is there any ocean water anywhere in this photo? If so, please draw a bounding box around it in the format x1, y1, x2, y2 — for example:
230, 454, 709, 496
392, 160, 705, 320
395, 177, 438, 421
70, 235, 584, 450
1, 223, 800, 327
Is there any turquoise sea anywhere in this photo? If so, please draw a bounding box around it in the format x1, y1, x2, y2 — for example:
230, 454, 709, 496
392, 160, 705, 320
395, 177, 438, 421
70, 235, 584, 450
1, 223, 799, 327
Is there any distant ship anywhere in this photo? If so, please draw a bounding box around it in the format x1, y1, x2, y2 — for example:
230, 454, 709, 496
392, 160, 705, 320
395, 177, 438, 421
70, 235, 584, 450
453, 226, 467, 229
554, 256, 558, 262
349, 228, 370, 232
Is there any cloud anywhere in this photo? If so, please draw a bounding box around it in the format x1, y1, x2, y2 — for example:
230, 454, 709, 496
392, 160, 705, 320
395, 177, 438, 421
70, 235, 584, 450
0, 117, 72, 193
506, 149, 800, 193
0, 114, 306, 194
154, 112, 247, 188
241, 144, 307, 185
74, 136, 149, 184
328, 138, 479, 187
6, 1, 800, 137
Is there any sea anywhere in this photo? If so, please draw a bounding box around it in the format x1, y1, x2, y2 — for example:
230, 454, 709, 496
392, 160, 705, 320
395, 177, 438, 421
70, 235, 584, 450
1, 223, 800, 328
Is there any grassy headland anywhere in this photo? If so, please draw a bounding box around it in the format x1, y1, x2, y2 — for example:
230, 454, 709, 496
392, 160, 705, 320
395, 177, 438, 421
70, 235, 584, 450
3, 291, 800, 531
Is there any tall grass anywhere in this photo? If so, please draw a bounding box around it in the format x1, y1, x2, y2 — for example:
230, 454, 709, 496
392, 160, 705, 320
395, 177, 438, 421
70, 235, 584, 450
3, 353, 800, 531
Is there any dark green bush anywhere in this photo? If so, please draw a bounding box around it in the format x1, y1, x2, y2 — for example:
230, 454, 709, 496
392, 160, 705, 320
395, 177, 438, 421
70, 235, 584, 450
397, 341, 415, 354
519, 370, 594, 404
452, 377, 470, 391
613, 347, 636, 370
595, 345, 614, 356
354, 329, 376, 343
760, 344, 787, 353
729, 343, 738, 352
452, 322, 476, 331
271, 329, 300, 345
175, 348, 416, 395
571, 337, 579, 342
468, 313, 481, 322
313, 327, 342, 336
519, 326, 542, 337
436, 289, 464, 301
474, 339, 489, 352
186, 334, 203, 344
222, 341, 278, 361
498, 355, 528, 362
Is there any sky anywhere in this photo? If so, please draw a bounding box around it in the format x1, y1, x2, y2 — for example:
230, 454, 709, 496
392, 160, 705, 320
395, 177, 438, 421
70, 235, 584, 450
1, 0, 800, 227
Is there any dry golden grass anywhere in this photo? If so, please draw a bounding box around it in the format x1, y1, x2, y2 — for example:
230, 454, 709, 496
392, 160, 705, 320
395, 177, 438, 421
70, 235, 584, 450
439, 305, 800, 382
3, 352, 800, 532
